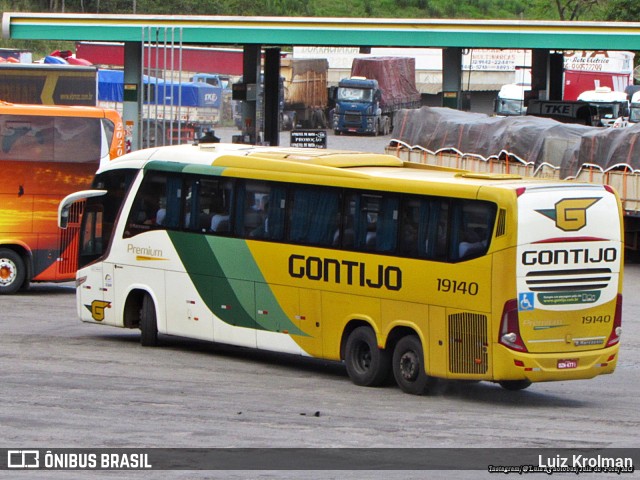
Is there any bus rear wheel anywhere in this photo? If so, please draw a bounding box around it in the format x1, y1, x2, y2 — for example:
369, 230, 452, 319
499, 380, 532, 391
0, 249, 26, 295
344, 326, 391, 387
392, 335, 436, 395
140, 294, 158, 347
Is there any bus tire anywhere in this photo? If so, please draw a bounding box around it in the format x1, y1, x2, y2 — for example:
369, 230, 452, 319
392, 335, 436, 395
0, 248, 26, 295
140, 294, 158, 347
344, 326, 391, 387
499, 380, 532, 391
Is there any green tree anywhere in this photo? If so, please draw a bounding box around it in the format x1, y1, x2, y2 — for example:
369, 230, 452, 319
602, 0, 640, 21
552, 0, 600, 20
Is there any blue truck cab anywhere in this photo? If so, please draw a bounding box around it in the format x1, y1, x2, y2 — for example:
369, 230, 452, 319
333, 76, 386, 135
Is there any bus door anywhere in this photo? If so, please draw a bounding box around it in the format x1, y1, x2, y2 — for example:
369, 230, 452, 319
77, 200, 118, 325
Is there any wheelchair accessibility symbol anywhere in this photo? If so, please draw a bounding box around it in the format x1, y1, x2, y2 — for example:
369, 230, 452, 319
518, 292, 535, 311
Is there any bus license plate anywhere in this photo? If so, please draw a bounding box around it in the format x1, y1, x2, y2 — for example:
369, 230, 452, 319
557, 359, 578, 369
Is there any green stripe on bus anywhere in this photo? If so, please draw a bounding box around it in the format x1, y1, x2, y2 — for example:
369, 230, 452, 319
167, 231, 305, 336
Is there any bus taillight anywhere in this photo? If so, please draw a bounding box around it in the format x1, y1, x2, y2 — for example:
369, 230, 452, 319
606, 294, 623, 347
499, 299, 528, 352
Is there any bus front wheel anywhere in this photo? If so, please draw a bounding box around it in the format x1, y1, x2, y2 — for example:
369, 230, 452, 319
392, 335, 436, 395
344, 326, 391, 387
140, 294, 158, 347
0, 248, 26, 295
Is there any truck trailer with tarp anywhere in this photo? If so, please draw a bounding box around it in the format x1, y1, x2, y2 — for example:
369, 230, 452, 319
97, 69, 223, 146
386, 106, 640, 257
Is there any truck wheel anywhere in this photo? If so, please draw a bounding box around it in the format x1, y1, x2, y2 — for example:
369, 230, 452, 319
344, 326, 391, 387
0, 248, 26, 295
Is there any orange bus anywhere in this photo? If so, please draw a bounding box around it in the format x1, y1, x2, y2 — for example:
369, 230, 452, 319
0, 101, 125, 294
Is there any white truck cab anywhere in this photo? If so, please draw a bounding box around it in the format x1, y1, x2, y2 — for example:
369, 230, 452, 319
577, 87, 630, 127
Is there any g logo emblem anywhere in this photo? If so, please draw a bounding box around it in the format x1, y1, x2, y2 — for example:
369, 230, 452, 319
537, 197, 600, 232
87, 300, 111, 321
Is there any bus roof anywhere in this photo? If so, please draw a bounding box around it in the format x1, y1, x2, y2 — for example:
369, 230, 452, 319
103, 142, 603, 195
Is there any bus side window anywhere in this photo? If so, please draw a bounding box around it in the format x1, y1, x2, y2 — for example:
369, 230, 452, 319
361, 195, 380, 250
210, 182, 233, 234
185, 177, 214, 233
81, 205, 103, 257
374, 196, 398, 253
335, 192, 398, 253
244, 190, 269, 238
237, 180, 281, 240
0, 115, 101, 163
209, 194, 230, 233
427, 199, 449, 261
399, 198, 424, 257
263, 186, 285, 240
289, 186, 340, 247
337, 194, 358, 249
454, 200, 496, 261
53, 116, 102, 162
124, 172, 172, 238
0, 116, 54, 161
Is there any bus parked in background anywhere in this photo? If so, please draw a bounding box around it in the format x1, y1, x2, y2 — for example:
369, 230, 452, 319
0, 101, 125, 294
0, 63, 98, 106
59, 143, 623, 394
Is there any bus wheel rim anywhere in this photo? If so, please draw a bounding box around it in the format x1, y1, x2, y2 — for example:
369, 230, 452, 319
0, 259, 17, 286
399, 351, 419, 382
355, 343, 372, 372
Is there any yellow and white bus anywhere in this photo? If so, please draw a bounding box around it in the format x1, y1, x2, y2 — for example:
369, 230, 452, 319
59, 142, 624, 394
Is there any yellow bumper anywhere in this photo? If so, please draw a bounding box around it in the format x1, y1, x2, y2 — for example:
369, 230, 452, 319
492, 344, 619, 383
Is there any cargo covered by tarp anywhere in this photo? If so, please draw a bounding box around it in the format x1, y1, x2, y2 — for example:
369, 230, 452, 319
351, 57, 421, 110
97, 69, 221, 108
283, 58, 328, 108
391, 106, 640, 177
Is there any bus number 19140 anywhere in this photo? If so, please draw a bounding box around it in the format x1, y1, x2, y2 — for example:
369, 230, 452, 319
437, 278, 479, 296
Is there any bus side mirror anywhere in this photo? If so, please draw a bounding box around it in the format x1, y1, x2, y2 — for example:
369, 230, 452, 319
58, 190, 108, 229
59, 205, 70, 229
